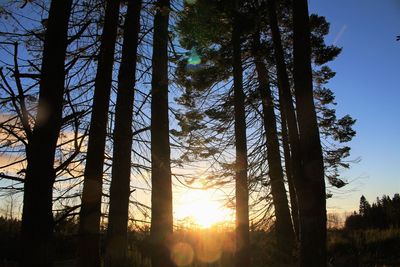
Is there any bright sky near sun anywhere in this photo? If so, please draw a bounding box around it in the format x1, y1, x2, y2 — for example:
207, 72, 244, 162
174, 185, 234, 228
309, 0, 400, 212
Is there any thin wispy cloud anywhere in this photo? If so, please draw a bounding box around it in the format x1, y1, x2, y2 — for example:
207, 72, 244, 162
333, 24, 347, 45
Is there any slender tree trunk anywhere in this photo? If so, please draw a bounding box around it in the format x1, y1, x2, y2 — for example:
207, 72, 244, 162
105, 1, 142, 267
252, 33, 295, 259
268, 0, 326, 267
267, 0, 304, 244
232, 4, 250, 267
77, 1, 120, 266
20, 1, 72, 266
293, 0, 327, 266
280, 116, 299, 240
150, 0, 174, 266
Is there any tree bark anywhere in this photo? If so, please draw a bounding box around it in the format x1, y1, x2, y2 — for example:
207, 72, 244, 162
232, 4, 250, 267
150, 0, 174, 266
20, 0, 72, 266
292, 0, 327, 266
104, 1, 142, 267
280, 115, 299, 240
267, 0, 305, 249
77, 1, 120, 266
252, 33, 295, 259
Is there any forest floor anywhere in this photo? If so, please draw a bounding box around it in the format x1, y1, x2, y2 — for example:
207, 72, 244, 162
1, 225, 400, 266
327, 228, 400, 267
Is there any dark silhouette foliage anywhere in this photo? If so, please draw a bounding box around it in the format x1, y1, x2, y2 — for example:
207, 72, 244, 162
345, 194, 400, 230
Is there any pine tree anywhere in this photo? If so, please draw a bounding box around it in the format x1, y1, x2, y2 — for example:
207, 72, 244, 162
77, 1, 121, 266
20, 1, 72, 266
292, 0, 327, 265
150, 0, 174, 266
105, 1, 142, 266
267, 0, 305, 247
359, 195, 371, 216
252, 28, 295, 259
232, 1, 251, 265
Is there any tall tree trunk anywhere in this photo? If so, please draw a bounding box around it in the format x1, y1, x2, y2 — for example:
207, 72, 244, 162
280, 116, 299, 240
77, 1, 120, 266
252, 33, 295, 260
20, 1, 72, 266
292, 0, 327, 266
267, 0, 304, 247
105, 1, 142, 267
150, 0, 174, 266
232, 4, 250, 267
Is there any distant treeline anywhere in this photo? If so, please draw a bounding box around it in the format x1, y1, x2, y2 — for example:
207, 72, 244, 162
345, 194, 400, 230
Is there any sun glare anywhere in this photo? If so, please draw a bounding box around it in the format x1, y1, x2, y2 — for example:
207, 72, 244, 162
175, 188, 233, 228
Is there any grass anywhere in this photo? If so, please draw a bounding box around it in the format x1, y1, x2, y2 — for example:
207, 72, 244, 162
327, 228, 400, 267
1, 217, 400, 267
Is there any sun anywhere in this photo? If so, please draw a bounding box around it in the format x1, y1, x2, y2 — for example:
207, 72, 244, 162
175, 188, 233, 228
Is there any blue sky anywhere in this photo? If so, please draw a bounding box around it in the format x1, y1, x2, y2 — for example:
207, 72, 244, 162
309, 0, 400, 212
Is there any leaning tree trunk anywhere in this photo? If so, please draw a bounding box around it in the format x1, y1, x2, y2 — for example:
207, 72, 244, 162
252, 32, 295, 260
267, 0, 304, 248
105, 1, 142, 267
77, 1, 120, 266
280, 115, 300, 240
20, 1, 72, 266
232, 4, 250, 267
292, 0, 327, 266
150, 0, 174, 266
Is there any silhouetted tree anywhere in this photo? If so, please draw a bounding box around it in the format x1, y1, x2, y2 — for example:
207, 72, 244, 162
232, 1, 251, 266
150, 0, 174, 266
266, 0, 305, 247
292, 0, 327, 265
359, 195, 370, 216
281, 115, 300, 240
344, 212, 364, 230
346, 194, 400, 230
266, 1, 355, 246
20, 0, 72, 266
174, 2, 352, 266
252, 28, 295, 259
77, 1, 121, 266
177, 1, 253, 264
105, 1, 142, 266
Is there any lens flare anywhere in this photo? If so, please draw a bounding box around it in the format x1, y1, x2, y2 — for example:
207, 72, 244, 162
222, 234, 235, 253
171, 242, 194, 266
195, 235, 222, 263
187, 48, 201, 65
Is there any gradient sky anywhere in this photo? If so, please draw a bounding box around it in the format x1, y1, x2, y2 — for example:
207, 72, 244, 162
309, 0, 400, 212
0, 0, 399, 220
